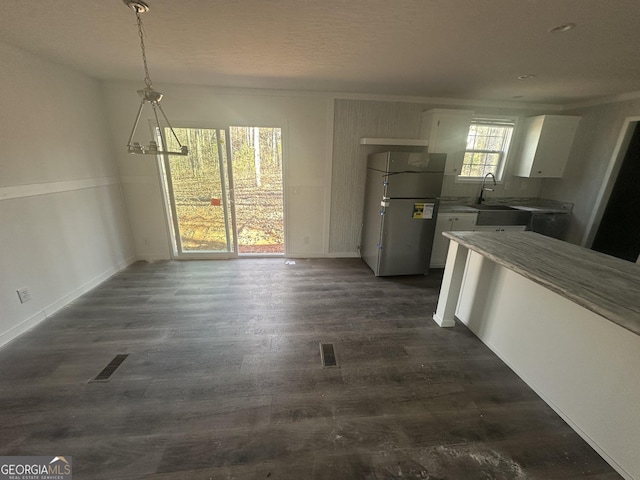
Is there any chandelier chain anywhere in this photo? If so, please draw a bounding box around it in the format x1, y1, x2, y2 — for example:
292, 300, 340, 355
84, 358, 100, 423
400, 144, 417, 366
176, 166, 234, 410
125, 0, 188, 155
135, 10, 153, 88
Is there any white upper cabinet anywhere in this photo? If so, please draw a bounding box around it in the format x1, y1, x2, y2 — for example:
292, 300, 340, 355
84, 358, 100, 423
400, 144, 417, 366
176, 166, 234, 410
514, 115, 581, 178
421, 109, 474, 175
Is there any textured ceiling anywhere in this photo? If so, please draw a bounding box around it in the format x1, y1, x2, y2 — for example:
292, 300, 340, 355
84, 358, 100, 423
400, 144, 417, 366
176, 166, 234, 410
1, 0, 639, 105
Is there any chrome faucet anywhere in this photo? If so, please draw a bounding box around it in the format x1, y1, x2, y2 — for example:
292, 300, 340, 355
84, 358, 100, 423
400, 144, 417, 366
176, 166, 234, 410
477, 172, 496, 204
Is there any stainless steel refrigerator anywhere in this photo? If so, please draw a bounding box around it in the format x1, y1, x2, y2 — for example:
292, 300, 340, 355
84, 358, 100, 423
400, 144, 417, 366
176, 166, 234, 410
361, 152, 446, 276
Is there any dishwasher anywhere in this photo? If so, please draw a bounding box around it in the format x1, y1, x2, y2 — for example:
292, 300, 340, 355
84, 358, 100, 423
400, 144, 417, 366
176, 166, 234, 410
529, 212, 570, 240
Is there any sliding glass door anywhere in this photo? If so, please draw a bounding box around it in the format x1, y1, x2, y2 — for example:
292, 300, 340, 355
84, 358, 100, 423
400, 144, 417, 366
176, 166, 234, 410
159, 126, 284, 258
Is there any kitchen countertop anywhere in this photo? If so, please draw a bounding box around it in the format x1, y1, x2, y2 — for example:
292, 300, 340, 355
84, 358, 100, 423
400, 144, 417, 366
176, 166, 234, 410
439, 203, 570, 214
509, 205, 569, 214
439, 205, 480, 213
444, 230, 640, 336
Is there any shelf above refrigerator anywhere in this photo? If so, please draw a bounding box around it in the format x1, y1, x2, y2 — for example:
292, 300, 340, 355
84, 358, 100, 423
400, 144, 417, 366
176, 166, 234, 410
360, 137, 429, 147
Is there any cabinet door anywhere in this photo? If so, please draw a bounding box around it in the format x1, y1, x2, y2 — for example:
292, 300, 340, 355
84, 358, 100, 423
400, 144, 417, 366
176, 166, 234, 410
532, 116, 580, 177
451, 214, 478, 231
515, 115, 580, 178
430, 213, 477, 267
430, 215, 455, 267
421, 109, 473, 175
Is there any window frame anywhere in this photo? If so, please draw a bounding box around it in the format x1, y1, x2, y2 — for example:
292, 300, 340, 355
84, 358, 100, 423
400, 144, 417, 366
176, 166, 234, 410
456, 116, 519, 183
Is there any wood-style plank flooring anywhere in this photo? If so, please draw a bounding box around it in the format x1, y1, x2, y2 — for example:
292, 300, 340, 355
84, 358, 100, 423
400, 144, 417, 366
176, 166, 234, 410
0, 259, 621, 479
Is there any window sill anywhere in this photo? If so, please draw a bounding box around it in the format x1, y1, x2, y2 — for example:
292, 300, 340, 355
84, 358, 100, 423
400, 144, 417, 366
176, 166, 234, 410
455, 176, 504, 184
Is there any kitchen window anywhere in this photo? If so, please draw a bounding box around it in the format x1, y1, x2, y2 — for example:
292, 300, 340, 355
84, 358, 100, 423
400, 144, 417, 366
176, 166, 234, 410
460, 118, 515, 180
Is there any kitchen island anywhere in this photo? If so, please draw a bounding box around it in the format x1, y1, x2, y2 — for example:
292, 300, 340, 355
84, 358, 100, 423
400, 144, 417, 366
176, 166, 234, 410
433, 231, 640, 480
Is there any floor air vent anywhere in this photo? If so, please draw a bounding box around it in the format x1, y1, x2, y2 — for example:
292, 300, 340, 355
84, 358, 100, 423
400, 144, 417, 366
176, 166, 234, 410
90, 354, 129, 382
320, 343, 337, 367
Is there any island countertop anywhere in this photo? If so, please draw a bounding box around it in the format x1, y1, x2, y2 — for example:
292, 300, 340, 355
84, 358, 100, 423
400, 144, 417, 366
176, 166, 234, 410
444, 231, 640, 336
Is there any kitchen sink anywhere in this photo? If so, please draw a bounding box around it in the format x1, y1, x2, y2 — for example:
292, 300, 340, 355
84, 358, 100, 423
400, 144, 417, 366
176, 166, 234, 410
466, 204, 531, 226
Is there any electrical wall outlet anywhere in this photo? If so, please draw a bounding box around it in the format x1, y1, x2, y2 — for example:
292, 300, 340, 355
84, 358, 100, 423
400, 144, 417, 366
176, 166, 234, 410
17, 286, 31, 304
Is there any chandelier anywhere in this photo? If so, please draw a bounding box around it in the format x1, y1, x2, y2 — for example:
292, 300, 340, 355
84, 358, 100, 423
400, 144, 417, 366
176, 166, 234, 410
123, 0, 188, 156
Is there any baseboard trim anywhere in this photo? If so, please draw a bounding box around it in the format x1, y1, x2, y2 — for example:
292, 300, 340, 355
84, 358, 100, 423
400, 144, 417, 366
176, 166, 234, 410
135, 254, 170, 262
0, 312, 47, 349
432, 313, 456, 328
131, 253, 362, 261
0, 255, 136, 349
324, 252, 361, 258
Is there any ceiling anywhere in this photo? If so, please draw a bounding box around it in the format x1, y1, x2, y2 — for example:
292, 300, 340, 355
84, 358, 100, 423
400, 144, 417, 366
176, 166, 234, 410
1, 0, 639, 105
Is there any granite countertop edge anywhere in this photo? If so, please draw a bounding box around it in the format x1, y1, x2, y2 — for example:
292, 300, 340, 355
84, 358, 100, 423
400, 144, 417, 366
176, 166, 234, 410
444, 231, 640, 337
438, 197, 572, 214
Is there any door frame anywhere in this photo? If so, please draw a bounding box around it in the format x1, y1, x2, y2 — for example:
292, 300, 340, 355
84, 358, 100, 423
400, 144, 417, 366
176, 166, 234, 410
582, 115, 640, 248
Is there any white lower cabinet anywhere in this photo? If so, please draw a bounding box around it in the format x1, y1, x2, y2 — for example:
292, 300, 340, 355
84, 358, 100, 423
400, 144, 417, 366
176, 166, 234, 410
431, 214, 528, 268
430, 213, 477, 268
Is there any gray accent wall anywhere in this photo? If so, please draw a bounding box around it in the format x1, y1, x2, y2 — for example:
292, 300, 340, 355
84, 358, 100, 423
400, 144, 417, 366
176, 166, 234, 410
330, 100, 425, 255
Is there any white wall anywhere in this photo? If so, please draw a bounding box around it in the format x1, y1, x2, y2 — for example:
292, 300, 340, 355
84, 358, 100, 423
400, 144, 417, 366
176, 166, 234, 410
542, 97, 640, 245
102, 82, 334, 259
0, 43, 134, 346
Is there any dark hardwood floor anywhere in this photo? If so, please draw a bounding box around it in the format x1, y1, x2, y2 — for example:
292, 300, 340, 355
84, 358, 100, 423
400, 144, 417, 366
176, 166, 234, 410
0, 258, 621, 479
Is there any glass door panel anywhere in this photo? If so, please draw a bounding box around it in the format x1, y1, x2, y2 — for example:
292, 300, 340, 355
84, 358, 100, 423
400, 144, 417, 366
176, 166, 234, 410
229, 127, 284, 255
162, 127, 235, 256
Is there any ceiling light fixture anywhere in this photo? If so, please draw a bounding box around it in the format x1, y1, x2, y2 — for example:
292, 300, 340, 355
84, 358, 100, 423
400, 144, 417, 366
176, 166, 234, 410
518, 74, 536, 80
549, 23, 576, 33
123, 0, 188, 156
